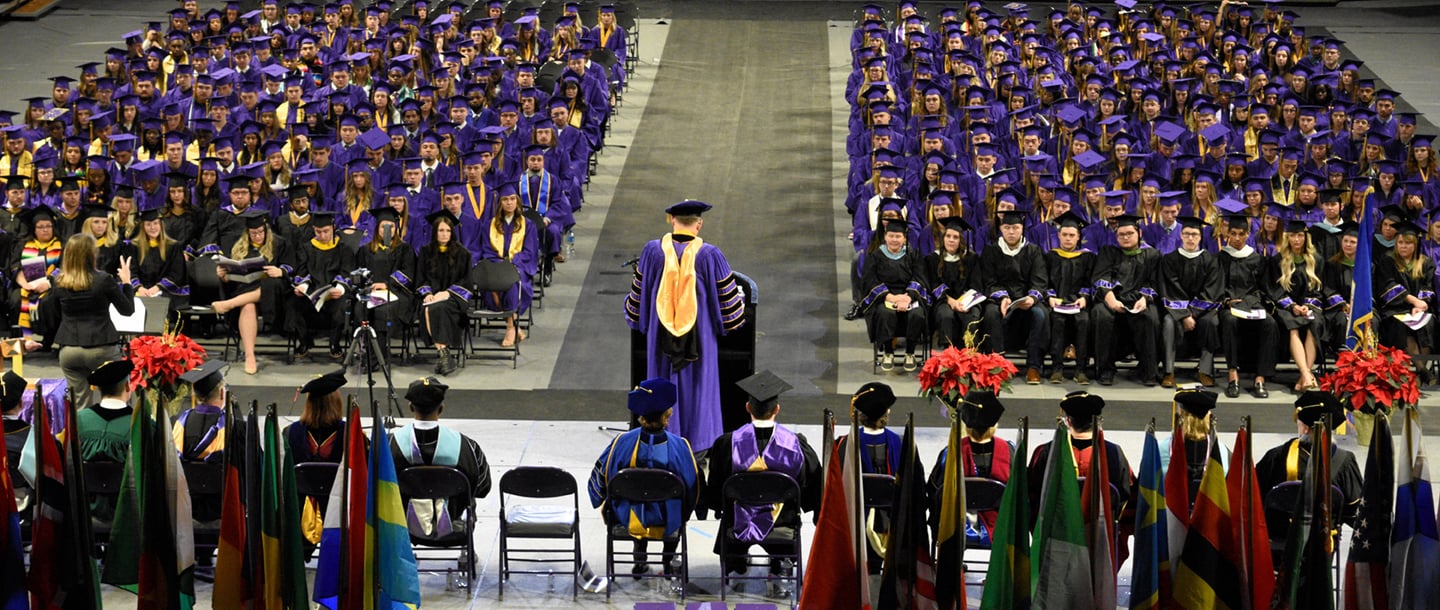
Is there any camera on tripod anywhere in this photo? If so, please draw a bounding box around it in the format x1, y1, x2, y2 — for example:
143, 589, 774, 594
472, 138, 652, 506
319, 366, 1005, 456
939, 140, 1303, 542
348, 267, 373, 297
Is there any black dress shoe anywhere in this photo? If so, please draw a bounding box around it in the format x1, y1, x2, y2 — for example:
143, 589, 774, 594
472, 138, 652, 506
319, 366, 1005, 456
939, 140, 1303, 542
1226, 380, 1242, 398
1251, 381, 1269, 399
1098, 370, 1115, 386
844, 303, 862, 321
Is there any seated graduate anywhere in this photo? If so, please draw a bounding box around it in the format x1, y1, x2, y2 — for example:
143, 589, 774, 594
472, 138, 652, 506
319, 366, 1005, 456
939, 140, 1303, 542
283, 370, 352, 465
1218, 212, 1278, 398
477, 183, 540, 348
390, 376, 493, 539
287, 210, 353, 360
1319, 224, 1360, 352
1255, 390, 1364, 534
417, 209, 473, 376
2, 372, 29, 518
77, 359, 136, 522
927, 389, 1012, 546
210, 209, 295, 375
351, 206, 415, 367
860, 217, 929, 372
587, 377, 701, 577
1268, 216, 1327, 392
978, 209, 1049, 384
1157, 388, 1229, 514
1091, 213, 1162, 386
836, 381, 922, 572
174, 359, 230, 464
1043, 211, 1096, 384
1373, 219, 1436, 384
1159, 217, 1222, 388
174, 359, 229, 523
1027, 391, 1135, 528
925, 216, 981, 349
131, 207, 190, 312
702, 370, 821, 579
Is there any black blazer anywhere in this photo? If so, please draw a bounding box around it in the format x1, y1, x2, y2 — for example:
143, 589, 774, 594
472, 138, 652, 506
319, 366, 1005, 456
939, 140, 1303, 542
44, 270, 135, 347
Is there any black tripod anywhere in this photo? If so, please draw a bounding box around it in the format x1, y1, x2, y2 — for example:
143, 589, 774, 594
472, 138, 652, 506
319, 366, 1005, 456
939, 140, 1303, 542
343, 320, 402, 428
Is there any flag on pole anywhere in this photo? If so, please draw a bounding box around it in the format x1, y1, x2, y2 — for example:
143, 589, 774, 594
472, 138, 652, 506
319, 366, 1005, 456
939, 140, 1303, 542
799, 413, 871, 610
99, 391, 153, 595
980, 417, 1029, 610
1226, 422, 1274, 610
1344, 411, 1392, 610
932, 406, 966, 610
60, 395, 101, 609
1031, 423, 1092, 608
314, 406, 370, 610
1174, 438, 1241, 610
259, 408, 308, 608
213, 400, 249, 610
1164, 415, 1191, 570
0, 433, 24, 610
369, 420, 423, 609
1081, 423, 1116, 610
1389, 407, 1440, 608
1347, 193, 1376, 350
28, 390, 100, 610
1130, 424, 1171, 610
878, 414, 939, 610
152, 393, 196, 610
1275, 423, 1335, 610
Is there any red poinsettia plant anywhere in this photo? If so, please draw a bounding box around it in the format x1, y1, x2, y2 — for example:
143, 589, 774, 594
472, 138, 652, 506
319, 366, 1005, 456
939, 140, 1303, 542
917, 325, 1018, 406
129, 322, 208, 415
1319, 344, 1420, 414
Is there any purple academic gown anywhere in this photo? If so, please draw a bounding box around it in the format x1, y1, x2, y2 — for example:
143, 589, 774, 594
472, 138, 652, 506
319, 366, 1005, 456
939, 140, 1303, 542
625, 235, 747, 453
478, 214, 539, 314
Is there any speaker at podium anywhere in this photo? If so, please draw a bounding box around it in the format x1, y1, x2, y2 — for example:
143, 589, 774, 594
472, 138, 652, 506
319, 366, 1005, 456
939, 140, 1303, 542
631, 271, 758, 434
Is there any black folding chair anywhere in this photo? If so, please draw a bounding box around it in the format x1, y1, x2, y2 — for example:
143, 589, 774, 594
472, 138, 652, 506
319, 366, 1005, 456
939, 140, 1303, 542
183, 461, 226, 549
604, 468, 690, 602
498, 466, 582, 600
84, 460, 125, 545
463, 259, 523, 368
960, 477, 1008, 569
1264, 480, 1345, 601
294, 462, 339, 503
719, 471, 803, 603
396, 465, 478, 588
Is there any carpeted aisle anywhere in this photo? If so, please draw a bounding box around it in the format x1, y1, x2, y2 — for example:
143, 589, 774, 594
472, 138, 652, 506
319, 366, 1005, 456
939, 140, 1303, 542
552, 3, 840, 396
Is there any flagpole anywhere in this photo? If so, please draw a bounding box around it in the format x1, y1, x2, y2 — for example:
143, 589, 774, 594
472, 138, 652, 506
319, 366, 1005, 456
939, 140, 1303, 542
955, 405, 967, 597
1238, 415, 1253, 610
850, 409, 866, 609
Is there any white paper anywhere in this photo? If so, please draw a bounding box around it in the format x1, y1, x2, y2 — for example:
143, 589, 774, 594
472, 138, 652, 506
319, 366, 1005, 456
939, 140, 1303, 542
1052, 303, 1082, 315
110, 297, 146, 334
367, 289, 399, 309
1229, 307, 1267, 320
1395, 311, 1433, 330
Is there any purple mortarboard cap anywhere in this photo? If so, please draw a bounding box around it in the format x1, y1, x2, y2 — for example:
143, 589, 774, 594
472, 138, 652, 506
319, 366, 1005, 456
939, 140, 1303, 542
1074, 150, 1107, 169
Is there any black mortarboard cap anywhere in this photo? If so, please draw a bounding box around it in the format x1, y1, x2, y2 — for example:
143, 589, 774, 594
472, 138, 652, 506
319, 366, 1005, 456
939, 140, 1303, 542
1059, 390, 1105, 418
959, 389, 1006, 429
1294, 390, 1344, 427
1174, 388, 1218, 417
241, 209, 269, 229
88, 359, 135, 388
404, 375, 449, 410
736, 370, 792, 409
851, 381, 896, 419
0, 371, 24, 409
1054, 210, 1088, 230
179, 360, 226, 397
370, 206, 400, 225
309, 211, 336, 228
301, 370, 347, 395
664, 199, 712, 217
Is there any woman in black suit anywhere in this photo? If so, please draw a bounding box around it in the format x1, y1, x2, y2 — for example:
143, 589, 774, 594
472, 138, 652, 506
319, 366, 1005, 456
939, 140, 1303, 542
41, 233, 134, 406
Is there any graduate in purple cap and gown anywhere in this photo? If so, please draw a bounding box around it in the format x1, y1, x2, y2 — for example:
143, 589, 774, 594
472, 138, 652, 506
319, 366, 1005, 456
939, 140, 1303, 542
518, 143, 573, 259
624, 199, 746, 454
701, 370, 821, 577
478, 183, 539, 347
587, 377, 701, 575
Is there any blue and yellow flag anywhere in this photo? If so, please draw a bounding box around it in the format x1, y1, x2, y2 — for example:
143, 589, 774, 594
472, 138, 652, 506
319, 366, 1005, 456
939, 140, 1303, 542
1130, 427, 1171, 610
368, 422, 422, 609
1348, 201, 1375, 350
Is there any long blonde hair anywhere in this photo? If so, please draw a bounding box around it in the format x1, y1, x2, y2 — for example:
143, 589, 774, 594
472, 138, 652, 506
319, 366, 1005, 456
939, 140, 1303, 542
231, 225, 274, 260
136, 222, 176, 264
55, 233, 95, 291
1391, 234, 1428, 280
1278, 230, 1322, 292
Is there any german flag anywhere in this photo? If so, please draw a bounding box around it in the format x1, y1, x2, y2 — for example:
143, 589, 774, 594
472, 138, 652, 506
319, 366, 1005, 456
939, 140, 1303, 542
1174, 442, 1242, 610
214, 400, 249, 609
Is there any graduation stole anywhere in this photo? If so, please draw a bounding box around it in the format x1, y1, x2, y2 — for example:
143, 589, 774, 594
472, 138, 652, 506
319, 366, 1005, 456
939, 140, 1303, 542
290, 211, 311, 227
960, 437, 1012, 479
599, 25, 615, 47
348, 203, 364, 226
489, 214, 527, 260
393, 424, 462, 538
1283, 438, 1336, 481
1053, 247, 1084, 259
466, 182, 487, 220
310, 237, 338, 251
519, 171, 552, 215
657, 233, 701, 337
729, 424, 803, 543
174, 405, 226, 461
626, 433, 673, 539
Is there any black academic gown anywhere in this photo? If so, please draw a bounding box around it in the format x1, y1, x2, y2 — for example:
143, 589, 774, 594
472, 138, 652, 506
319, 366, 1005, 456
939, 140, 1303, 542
288, 238, 355, 346
1160, 249, 1223, 350
389, 424, 492, 505
924, 250, 981, 348
1255, 436, 1364, 532
702, 423, 822, 572
1092, 246, 1162, 378
1219, 248, 1278, 376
